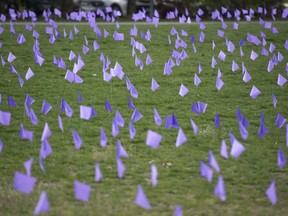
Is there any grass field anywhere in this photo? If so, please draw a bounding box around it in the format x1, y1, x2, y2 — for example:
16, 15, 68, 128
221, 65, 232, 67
0, 14, 288, 215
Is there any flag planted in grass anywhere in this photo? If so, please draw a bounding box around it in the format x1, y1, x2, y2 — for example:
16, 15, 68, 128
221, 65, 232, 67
135, 185, 151, 210
74, 180, 91, 202
34, 191, 50, 215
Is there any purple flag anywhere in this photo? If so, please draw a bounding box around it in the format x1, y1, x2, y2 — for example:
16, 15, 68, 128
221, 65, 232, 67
41, 122, 51, 141
239, 121, 248, 140
200, 161, 213, 182
129, 121, 136, 140
232, 60, 239, 72
272, 93, 277, 108
216, 77, 224, 90
277, 147, 286, 169
214, 175, 226, 201
14, 171, 36, 194
72, 129, 82, 149
116, 140, 129, 158
194, 73, 201, 86
0, 110, 11, 126
220, 140, 228, 159
23, 157, 33, 177
243, 71, 252, 83
175, 128, 187, 147
151, 163, 157, 187
58, 115, 64, 132
34, 191, 50, 215
20, 124, 33, 142
74, 180, 91, 202
135, 185, 151, 210
25, 67, 34, 80
208, 150, 220, 172
8, 96, 17, 106
95, 161, 103, 183
41, 100, 52, 115
277, 74, 287, 86
174, 205, 182, 216
179, 84, 189, 96
151, 78, 160, 92
214, 113, 220, 128
40, 139, 53, 159
116, 156, 126, 179
100, 128, 107, 147
266, 180, 277, 205
275, 113, 286, 128
154, 108, 162, 126
231, 138, 245, 158
146, 130, 162, 149
250, 85, 261, 99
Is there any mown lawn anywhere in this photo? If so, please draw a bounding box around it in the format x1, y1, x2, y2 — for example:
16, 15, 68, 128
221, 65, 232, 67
0, 15, 288, 215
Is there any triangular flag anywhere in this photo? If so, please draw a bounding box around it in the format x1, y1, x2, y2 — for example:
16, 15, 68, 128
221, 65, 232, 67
179, 84, 189, 96
200, 161, 213, 182
250, 85, 261, 99
41, 122, 51, 141
34, 191, 50, 215
175, 128, 187, 147
214, 175, 226, 201
41, 100, 52, 115
95, 161, 102, 183
277, 74, 287, 86
116, 156, 126, 179
220, 140, 228, 159
277, 147, 286, 168
72, 129, 82, 149
135, 185, 151, 210
208, 150, 220, 172
100, 128, 107, 147
231, 138, 245, 158
266, 180, 277, 205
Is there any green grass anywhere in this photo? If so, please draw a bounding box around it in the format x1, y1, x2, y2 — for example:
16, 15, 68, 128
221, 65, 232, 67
0, 19, 288, 215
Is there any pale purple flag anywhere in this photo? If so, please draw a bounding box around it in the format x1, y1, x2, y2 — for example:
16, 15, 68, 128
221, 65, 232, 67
14, 171, 36, 194
212, 40, 215, 50
82, 45, 89, 55
200, 161, 213, 182
100, 128, 107, 147
154, 108, 162, 126
69, 50, 76, 61
199, 31, 205, 43
41, 122, 51, 141
227, 41, 235, 53
72, 129, 82, 149
190, 118, 198, 134
116, 140, 129, 158
266, 180, 277, 205
232, 60, 239, 72
179, 84, 189, 96
113, 31, 124, 40
151, 163, 157, 187
74, 180, 91, 202
267, 60, 274, 72
216, 77, 224, 90
34, 191, 50, 215
231, 138, 245, 158
175, 128, 187, 147
217, 30, 224, 37
29, 108, 38, 125
208, 150, 220, 172
112, 118, 119, 137
250, 85, 261, 99
277, 51, 284, 62
20, 124, 33, 142
243, 71, 252, 83
40, 139, 53, 159
277, 147, 286, 169
135, 185, 151, 210
57, 115, 64, 132
269, 42, 276, 53
129, 121, 136, 139
146, 130, 162, 149
272, 93, 277, 108
250, 50, 259, 60
23, 157, 33, 176
220, 140, 228, 159
174, 205, 182, 216
194, 73, 201, 86
151, 78, 159, 92
95, 161, 102, 183
115, 110, 125, 127
41, 100, 52, 115
275, 113, 286, 128
218, 50, 226, 61
258, 119, 269, 138
8, 52, 16, 63
25, 67, 34, 80
277, 74, 287, 86
198, 63, 203, 74
214, 175, 226, 201
80, 105, 93, 120
240, 47, 244, 57
211, 56, 217, 68
146, 54, 153, 65
239, 121, 248, 140
116, 156, 126, 179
